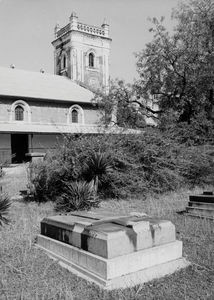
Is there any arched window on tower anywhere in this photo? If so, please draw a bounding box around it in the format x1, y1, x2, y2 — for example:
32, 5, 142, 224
89, 52, 94, 68
72, 109, 78, 123
15, 105, 24, 121
63, 55, 67, 69
61, 54, 67, 70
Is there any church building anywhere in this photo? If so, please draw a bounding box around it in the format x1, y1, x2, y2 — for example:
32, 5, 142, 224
0, 13, 112, 163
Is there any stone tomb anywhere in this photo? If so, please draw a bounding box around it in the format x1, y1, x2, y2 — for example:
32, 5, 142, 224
37, 211, 188, 289
186, 191, 214, 220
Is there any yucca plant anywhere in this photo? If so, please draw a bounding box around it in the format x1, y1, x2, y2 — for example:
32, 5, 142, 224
55, 181, 99, 212
0, 194, 11, 226
82, 151, 113, 193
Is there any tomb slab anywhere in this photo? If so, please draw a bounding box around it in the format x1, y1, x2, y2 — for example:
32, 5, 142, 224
37, 211, 189, 289
41, 214, 176, 258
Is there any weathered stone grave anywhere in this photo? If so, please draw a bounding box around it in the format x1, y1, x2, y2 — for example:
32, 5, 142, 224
36, 211, 189, 289
186, 191, 214, 220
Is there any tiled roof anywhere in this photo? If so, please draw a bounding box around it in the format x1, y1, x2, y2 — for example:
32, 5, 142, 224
0, 67, 94, 103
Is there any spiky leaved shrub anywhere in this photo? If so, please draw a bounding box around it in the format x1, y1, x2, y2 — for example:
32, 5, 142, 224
82, 151, 113, 193
0, 166, 3, 178
0, 194, 11, 226
55, 181, 99, 212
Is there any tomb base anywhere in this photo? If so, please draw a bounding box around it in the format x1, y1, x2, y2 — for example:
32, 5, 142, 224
186, 192, 214, 220
37, 234, 189, 289
36, 212, 189, 289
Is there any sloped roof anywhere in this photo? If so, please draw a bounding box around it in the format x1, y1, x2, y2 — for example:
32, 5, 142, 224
0, 67, 94, 103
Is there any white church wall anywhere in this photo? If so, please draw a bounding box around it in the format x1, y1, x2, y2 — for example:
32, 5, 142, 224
30, 101, 68, 124
84, 108, 102, 124
0, 98, 101, 126
0, 99, 12, 121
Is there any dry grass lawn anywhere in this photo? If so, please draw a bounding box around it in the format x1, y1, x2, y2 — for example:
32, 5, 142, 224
0, 165, 214, 299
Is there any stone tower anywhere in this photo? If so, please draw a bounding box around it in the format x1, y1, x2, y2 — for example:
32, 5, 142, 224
52, 12, 111, 92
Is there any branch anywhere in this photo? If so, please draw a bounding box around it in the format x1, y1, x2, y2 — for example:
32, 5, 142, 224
131, 100, 163, 114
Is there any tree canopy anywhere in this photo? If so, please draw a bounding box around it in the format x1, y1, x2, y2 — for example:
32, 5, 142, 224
94, 0, 214, 128
94, 79, 147, 128
135, 0, 214, 124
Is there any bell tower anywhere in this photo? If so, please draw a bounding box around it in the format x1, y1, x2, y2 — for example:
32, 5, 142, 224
52, 12, 111, 92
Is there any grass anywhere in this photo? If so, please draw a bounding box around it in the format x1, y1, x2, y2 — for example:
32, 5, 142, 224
0, 165, 214, 299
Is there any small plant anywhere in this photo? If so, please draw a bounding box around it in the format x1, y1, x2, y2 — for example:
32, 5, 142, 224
0, 194, 11, 226
82, 151, 113, 193
55, 181, 99, 212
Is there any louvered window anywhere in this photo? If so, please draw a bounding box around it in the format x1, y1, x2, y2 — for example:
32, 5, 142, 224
89, 53, 94, 67
72, 109, 78, 123
15, 105, 24, 121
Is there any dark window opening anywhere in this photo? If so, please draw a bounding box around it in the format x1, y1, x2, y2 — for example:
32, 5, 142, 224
15, 105, 24, 121
89, 52, 94, 67
72, 109, 78, 123
63, 55, 67, 69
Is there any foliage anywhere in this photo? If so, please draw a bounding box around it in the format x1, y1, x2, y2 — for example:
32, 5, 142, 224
178, 146, 214, 185
135, 0, 214, 124
161, 111, 214, 146
0, 194, 11, 226
55, 181, 99, 212
28, 147, 80, 202
0, 166, 3, 178
94, 79, 147, 128
29, 131, 214, 204
82, 151, 113, 193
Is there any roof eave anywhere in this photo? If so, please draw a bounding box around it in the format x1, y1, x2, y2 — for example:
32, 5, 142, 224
0, 94, 93, 105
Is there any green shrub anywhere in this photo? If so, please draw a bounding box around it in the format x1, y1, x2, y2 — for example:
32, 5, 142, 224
82, 151, 113, 193
28, 129, 214, 203
0, 194, 11, 226
28, 146, 80, 202
162, 112, 214, 146
55, 181, 99, 211
177, 146, 214, 186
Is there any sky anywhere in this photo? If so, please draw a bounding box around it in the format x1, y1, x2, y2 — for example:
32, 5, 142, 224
0, 0, 180, 83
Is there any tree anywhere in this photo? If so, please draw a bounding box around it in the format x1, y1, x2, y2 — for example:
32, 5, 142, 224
135, 0, 214, 124
94, 79, 148, 128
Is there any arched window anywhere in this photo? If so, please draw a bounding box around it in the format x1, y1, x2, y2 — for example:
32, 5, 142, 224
72, 109, 78, 123
67, 105, 84, 125
15, 105, 24, 121
89, 52, 94, 67
63, 55, 67, 69
10, 100, 31, 123
61, 54, 67, 70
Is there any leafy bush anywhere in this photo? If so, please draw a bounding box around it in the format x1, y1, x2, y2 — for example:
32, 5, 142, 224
0, 166, 3, 178
162, 112, 214, 146
28, 129, 214, 204
177, 146, 214, 186
0, 194, 11, 226
28, 147, 80, 202
55, 181, 99, 212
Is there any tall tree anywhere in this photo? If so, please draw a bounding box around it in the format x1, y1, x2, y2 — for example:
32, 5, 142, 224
135, 0, 214, 124
94, 79, 147, 128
